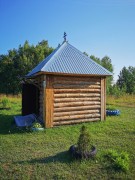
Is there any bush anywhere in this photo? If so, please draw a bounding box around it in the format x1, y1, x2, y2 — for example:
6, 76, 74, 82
77, 125, 91, 156
105, 149, 130, 172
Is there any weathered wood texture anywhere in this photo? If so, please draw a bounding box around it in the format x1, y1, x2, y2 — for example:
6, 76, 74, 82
45, 75, 104, 127
45, 75, 53, 128
101, 77, 106, 120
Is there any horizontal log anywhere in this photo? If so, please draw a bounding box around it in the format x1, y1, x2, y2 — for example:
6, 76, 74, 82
53, 113, 100, 121
54, 89, 101, 93
54, 93, 101, 98
53, 84, 101, 89
53, 76, 100, 83
54, 97, 101, 103
53, 81, 100, 87
54, 101, 101, 108
54, 105, 101, 112
54, 109, 100, 117
53, 118, 100, 126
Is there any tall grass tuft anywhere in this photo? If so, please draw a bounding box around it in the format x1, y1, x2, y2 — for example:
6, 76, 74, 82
1, 97, 11, 109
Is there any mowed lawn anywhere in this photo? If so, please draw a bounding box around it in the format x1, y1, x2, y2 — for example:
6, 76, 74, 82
0, 95, 135, 179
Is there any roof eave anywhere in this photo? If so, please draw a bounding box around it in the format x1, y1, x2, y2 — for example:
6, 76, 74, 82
26, 71, 112, 78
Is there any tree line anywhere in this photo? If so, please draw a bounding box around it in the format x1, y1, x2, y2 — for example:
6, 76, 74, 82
0, 40, 53, 94
0, 40, 135, 95
84, 53, 135, 95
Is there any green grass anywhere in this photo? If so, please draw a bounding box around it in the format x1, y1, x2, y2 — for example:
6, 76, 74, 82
0, 96, 135, 179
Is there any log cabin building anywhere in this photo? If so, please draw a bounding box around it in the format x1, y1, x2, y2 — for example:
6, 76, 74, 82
22, 40, 112, 128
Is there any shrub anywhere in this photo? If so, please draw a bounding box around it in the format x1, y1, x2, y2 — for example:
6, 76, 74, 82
105, 149, 130, 172
77, 125, 91, 156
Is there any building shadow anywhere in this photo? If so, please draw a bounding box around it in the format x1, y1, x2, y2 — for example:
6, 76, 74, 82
16, 150, 73, 165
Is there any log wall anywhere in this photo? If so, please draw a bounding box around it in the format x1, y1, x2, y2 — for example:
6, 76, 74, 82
45, 75, 106, 127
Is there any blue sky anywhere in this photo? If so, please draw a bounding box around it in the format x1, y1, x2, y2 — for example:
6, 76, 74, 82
0, 0, 135, 81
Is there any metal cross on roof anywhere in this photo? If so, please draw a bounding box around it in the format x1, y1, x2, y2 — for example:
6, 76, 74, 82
63, 32, 67, 42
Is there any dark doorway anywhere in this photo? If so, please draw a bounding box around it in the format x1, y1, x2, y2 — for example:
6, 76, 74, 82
22, 84, 39, 116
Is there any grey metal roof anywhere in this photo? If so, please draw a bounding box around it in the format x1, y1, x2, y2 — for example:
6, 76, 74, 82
26, 41, 112, 77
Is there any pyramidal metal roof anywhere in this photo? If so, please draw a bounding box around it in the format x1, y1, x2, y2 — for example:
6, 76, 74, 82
26, 41, 112, 77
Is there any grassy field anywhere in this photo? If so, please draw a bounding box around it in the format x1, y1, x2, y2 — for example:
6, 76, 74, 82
0, 95, 135, 179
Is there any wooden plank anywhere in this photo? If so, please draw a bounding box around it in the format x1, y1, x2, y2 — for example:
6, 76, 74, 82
53, 81, 100, 86
42, 86, 46, 124
45, 75, 54, 128
54, 101, 101, 108
53, 113, 100, 121
54, 109, 100, 117
54, 89, 101, 93
54, 97, 101, 103
53, 76, 101, 83
39, 82, 43, 119
54, 93, 101, 98
53, 118, 100, 126
54, 105, 101, 112
104, 78, 106, 120
37, 71, 107, 78
101, 77, 105, 121
53, 84, 101, 89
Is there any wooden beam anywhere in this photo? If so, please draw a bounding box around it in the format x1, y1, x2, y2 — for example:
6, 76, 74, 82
101, 77, 105, 121
54, 101, 101, 108
53, 118, 100, 126
54, 109, 100, 117
104, 78, 106, 120
53, 80, 100, 86
54, 89, 101, 93
53, 84, 101, 89
54, 97, 101, 103
54, 105, 101, 112
54, 93, 101, 98
53, 113, 100, 121
53, 75, 101, 82
45, 75, 54, 128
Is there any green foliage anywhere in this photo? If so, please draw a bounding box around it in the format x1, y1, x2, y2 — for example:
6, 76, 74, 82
32, 122, 42, 128
90, 55, 114, 95
117, 66, 135, 94
77, 125, 91, 155
0, 40, 53, 94
109, 84, 126, 97
105, 150, 130, 172
90, 55, 101, 65
1, 97, 11, 109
